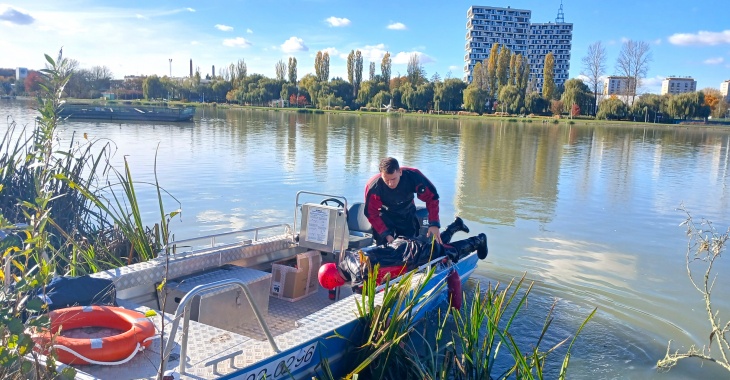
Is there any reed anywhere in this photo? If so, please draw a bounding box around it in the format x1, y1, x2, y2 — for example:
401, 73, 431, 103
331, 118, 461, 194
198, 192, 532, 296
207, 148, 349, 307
1, 51, 179, 378
657, 207, 730, 373
322, 268, 595, 380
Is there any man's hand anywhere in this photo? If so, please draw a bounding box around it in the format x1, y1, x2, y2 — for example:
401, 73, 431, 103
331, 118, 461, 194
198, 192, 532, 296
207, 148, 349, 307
386, 235, 395, 244
427, 226, 442, 245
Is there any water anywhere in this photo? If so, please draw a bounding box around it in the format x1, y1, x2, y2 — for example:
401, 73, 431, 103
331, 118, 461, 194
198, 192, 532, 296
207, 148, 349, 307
3, 100, 730, 378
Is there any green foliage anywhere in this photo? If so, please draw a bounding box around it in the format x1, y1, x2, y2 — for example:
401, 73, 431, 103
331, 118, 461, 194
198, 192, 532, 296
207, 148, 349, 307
666, 91, 711, 120
525, 92, 548, 115
597, 97, 629, 120
560, 79, 592, 116
463, 84, 488, 114
542, 53, 556, 100
498, 85, 521, 114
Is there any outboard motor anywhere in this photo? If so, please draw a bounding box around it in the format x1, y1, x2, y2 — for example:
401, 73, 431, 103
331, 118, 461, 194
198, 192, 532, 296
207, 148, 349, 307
415, 206, 429, 238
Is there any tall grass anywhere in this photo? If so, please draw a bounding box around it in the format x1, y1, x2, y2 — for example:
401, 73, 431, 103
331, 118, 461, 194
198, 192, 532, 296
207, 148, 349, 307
323, 267, 595, 380
0, 50, 179, 378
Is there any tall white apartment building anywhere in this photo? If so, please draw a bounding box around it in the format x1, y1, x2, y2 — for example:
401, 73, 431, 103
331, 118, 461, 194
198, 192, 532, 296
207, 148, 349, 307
464, 4, 573, 93
661, 76, 696, 95
721, 80, 730, 101
603, 76, 635, 96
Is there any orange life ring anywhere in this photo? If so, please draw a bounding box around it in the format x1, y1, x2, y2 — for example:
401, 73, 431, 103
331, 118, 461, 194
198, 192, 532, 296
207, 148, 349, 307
33, 305, 156, 365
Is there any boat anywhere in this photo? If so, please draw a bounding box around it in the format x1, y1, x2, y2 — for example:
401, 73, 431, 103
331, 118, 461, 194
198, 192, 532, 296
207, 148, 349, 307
58, 104, 195, 122
40, 191, 482, 379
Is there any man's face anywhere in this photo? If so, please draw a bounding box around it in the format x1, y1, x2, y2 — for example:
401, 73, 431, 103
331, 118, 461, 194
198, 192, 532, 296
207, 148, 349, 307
381, 169, 402, 189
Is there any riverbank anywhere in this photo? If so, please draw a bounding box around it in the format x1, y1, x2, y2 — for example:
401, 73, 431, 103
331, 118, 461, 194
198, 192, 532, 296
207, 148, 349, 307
35, 97, 730, 130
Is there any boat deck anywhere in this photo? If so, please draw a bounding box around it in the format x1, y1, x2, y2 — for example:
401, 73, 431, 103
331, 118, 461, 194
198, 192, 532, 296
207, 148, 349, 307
69, 285, 357, 379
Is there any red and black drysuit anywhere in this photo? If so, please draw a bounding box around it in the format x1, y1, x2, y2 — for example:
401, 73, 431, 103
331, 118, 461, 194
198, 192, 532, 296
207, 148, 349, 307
364, 167, 440, 245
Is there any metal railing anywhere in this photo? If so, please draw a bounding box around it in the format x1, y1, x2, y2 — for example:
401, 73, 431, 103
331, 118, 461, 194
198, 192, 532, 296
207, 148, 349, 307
159, 224, 292, 255
159, 278, 280, 375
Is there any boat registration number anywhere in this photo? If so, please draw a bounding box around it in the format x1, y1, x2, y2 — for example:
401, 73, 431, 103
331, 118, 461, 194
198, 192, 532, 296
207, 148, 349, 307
240, 343, 317, 380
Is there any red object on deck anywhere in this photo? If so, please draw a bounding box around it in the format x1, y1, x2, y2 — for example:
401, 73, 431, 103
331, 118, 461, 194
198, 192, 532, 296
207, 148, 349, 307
447, 270, 462, 310
375, 265, 408, 284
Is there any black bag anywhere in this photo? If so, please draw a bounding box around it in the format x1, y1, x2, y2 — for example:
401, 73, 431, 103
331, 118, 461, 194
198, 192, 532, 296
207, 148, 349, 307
36, 275, 117, 310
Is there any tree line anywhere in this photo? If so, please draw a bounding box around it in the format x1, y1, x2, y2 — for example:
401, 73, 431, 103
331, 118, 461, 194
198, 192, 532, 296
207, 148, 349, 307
3, 38, 727, 121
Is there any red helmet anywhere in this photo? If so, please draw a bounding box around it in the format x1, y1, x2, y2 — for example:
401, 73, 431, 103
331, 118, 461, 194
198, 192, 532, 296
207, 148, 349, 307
318, 263, 345, 290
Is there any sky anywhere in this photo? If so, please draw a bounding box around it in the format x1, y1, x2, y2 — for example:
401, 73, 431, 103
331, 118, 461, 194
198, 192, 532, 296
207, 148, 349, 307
1, 0, 729, 94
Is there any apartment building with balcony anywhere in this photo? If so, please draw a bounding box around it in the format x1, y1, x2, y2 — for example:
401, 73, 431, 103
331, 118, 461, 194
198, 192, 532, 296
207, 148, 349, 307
464, 3, 573, 93
661, 76, 697, 95
721, 80, 730, 101
603, 76, 636, 97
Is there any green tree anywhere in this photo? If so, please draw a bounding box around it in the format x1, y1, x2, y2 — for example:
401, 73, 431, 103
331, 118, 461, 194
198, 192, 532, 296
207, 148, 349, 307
509, 53, 517, 86
439, 78, 466, 111
525, 92, 548, 114
233, 59, 247, 88
471, 61, 487, 91
542, 52, 555, 100
498, 85, 520, 114
560, 78, 592, 116
328, 77, 355, 107
597, 97, 629, 120
369, 62, 376, 81
142, 75, 164, 99
347, 50, 355, 85
463, 84, 488, 113
354, 50, 364, 98
381, 52, 392, 88
486, 43, 499, 101
407, 54, 426, 86
287, 57, 297, 84
630, 93, 663, 122
371, 90, 392, 109
275, 60, 286, 81
496, 45, 510, 88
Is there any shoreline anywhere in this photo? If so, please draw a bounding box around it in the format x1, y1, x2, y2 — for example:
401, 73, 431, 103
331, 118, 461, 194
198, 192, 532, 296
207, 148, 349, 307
9, 97, 730, 130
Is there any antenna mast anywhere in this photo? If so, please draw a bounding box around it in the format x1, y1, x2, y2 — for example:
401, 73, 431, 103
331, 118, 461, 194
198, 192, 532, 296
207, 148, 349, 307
556, 0, 565, 23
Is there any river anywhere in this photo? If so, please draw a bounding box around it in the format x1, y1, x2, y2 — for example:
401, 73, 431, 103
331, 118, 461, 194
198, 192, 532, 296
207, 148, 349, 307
2, 99, 729, 379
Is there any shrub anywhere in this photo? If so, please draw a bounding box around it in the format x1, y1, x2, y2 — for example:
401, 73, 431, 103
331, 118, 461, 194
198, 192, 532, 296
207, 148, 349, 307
360, 106, 368, 112
334, 106, 341, 110
344, 106, 350, 111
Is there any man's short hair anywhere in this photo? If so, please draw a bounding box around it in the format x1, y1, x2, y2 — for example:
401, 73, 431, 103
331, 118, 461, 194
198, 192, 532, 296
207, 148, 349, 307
379, 157, 400, 174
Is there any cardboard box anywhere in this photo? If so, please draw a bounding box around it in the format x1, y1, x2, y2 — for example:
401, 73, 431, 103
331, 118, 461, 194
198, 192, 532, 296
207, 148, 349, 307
270, 250, 321, 301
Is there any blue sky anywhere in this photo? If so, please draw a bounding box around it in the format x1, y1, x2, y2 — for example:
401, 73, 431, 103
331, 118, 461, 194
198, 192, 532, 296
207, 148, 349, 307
1, 0, 729, 94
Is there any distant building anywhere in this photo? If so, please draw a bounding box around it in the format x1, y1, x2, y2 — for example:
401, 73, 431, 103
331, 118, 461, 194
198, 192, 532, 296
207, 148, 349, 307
16, 67, 28, 81
603, 76, 635, 96
661, 76, 696, 95
464, 4, 573, 93
721, 80, 730, 101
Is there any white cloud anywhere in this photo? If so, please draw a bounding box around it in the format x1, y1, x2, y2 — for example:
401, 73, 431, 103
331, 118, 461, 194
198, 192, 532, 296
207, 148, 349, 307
135, 14, 145, 19
281, 36, 308, 53
325, 16, 350, 27
392, 51, 435, 65
356, 44, 388, 61
704, 57, 724, 65
653, 38, 661, 45
223, 37, 251, 48
387, 22, 406, 30
322, 47, 339, 56
246, 28, 253, 34
215, 24, 233, 31
190, 40, 200, 45
0, 5, 35, 25
186, 8, 195, 12
668, 30, 730, 46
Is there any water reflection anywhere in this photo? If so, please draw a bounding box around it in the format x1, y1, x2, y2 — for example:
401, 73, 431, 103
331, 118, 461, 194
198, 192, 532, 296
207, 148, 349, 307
3, 101, 730, 379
